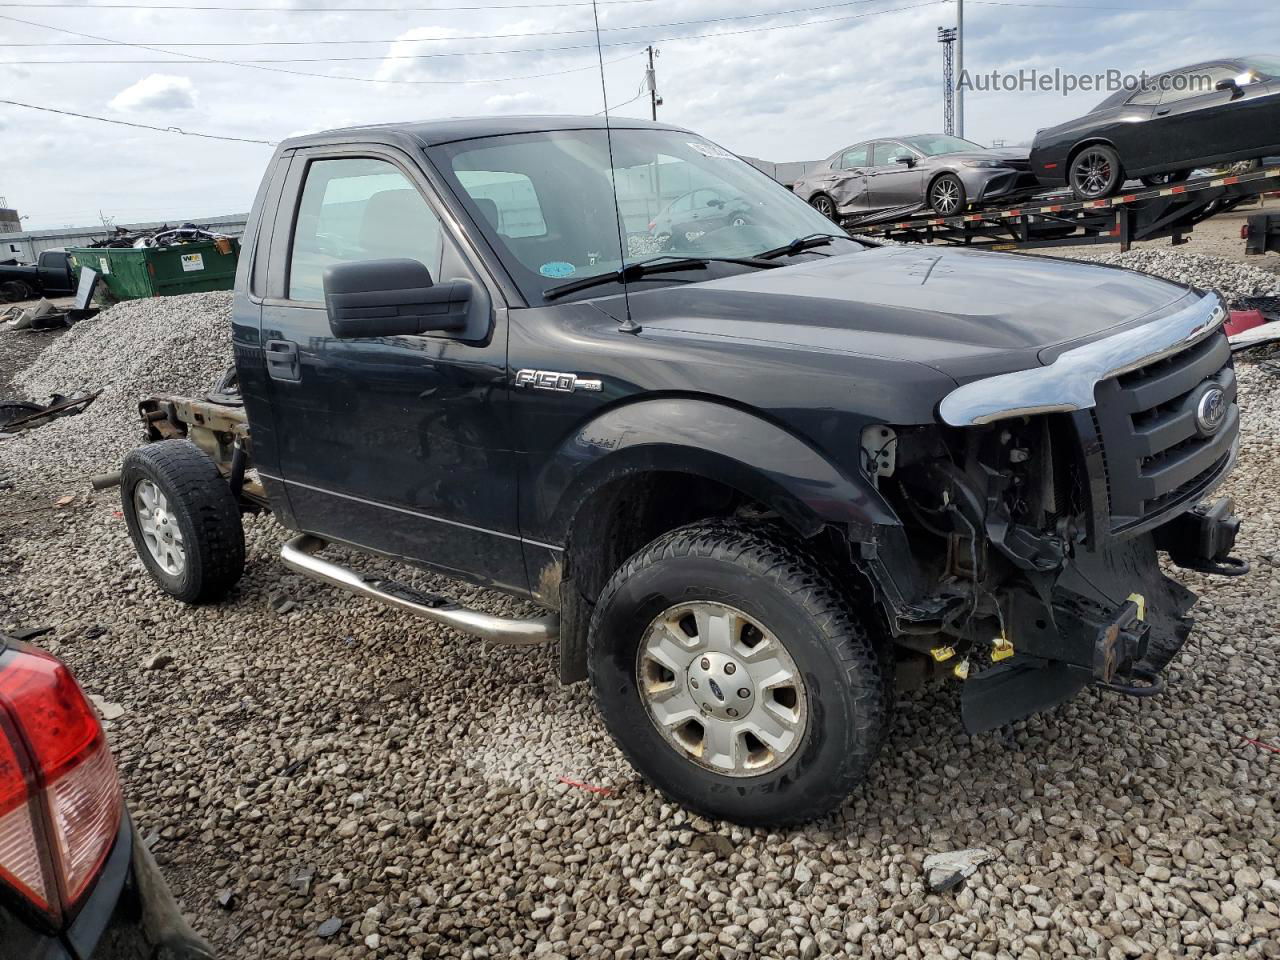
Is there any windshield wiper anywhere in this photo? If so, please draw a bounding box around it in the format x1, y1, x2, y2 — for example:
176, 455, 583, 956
756, 233, 855, 260
543, 255, 779, 301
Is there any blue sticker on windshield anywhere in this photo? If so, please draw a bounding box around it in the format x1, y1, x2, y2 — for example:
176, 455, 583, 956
539, 261, 576, 278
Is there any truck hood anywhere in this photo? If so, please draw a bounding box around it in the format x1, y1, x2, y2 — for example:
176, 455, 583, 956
626, 245, 1196, 383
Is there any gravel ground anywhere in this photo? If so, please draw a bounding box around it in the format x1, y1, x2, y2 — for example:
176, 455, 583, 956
2, 280, 1279, 960
1048, 248, 1280, 308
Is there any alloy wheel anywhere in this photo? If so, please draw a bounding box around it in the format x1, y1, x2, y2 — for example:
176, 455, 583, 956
134, 479, 186, 576
636, 601, 808, 777
931, 178, 962, 215
810, 196, 835, 219
1073, 149, 1115, 198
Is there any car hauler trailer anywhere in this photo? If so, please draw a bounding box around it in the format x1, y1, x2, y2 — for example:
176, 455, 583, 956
843, 165, 1280, 252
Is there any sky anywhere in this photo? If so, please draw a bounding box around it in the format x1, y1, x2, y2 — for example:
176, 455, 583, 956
1, 0, 1276, 229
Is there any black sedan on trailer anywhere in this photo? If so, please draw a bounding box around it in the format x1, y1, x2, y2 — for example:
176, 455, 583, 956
1030, 55, 1280, 200
791, 134, 1039, 219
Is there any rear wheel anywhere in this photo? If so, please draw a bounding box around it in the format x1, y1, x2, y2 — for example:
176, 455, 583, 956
1069, 144, 1123, 200
121, 440, 245, 603
929, 173, 967, 215
1141, 170, 1191, 187
808, 193, 836, 220
1, 280, 33, 303
588, 521, 893, 825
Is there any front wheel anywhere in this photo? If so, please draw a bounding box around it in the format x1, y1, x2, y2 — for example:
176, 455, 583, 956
121, 439, 245, 603
1069, 144, 1123, 200
929, 173, 967, 215
588, 521, 893, 826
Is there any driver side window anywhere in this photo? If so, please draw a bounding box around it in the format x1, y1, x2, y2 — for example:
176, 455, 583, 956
288, 157, 444, 303
872, 142, 914, 166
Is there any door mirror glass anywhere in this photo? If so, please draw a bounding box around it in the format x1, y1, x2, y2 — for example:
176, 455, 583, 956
323, 258, 471, 338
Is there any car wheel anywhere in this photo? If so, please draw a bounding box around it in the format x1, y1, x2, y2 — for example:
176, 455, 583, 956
1069, 144, 1123, 200
121, 439, 245, 603
1, 280, 33, 303
809, 194, 837, 220
1140, 170, 1191, 187
928, 174, 967, 215
729, 214, 749, 227
588, 520, 893, 826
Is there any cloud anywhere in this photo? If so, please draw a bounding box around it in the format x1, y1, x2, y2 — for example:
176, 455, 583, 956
484, 90, 553, 114
109, 74, 198, 112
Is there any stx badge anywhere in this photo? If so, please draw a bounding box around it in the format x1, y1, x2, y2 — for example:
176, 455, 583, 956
513, 369, 603, 393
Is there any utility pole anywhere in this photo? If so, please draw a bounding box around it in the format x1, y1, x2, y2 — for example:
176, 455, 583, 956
955, 0, 964, 138
645, 45, 661, 121
937, 27, 956, 136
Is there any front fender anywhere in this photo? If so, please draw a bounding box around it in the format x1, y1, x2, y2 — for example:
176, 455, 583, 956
528, 397, 900, 546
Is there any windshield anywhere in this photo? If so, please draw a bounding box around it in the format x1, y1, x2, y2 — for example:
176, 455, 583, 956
1244, 55, 1280, 78
430, 127, 848, 304
900, 134, 986, 156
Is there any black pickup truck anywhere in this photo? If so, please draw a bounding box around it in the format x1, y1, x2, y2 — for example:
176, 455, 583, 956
112, 116, 1246, 826
0, 250, 76, 301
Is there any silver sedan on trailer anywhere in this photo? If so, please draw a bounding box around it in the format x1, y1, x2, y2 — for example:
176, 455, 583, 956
792, 134, 1041, 220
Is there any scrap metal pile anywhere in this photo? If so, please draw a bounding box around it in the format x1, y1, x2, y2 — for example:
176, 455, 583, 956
87, 222, 232, 249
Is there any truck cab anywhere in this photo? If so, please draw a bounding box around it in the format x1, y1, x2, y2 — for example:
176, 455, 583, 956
115, 116, 1246, 826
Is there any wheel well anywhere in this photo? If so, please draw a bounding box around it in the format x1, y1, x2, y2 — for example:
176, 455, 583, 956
1066, 138, 1120, 174
555, 470, 861, 683
926, 170, 960, 194
565, 471, 755, 604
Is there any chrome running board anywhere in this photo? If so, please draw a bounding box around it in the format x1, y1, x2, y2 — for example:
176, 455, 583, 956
281, 534, 557, 646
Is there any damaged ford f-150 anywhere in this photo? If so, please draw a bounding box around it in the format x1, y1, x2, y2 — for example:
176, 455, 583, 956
109, 116, 1247, 826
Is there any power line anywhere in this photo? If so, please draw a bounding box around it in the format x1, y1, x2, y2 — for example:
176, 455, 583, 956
0, 0, 660, 10
0, 1, 950, 74
971, 0, 1267, 7
0, 0, 928, 47
0, 97, 276, 143
0, 12, 649, 81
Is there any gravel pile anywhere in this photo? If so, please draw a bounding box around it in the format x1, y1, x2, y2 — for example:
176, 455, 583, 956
1055, 248, 1280, 305
2, 274, 1279, 960
0, 292, 232, 485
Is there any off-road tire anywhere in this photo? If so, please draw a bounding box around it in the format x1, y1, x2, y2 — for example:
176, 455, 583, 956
121, 440, 245, 603
587, 520, 893, 826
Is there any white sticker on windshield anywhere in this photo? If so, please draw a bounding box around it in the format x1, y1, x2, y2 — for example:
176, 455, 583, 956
686, 140, 738, 160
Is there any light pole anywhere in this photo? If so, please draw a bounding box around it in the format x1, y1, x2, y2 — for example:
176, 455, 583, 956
937, 27, 956, 136
955, 0, 964, 138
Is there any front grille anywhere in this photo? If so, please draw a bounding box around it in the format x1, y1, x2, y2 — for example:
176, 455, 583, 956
1091, 329, 1236, 532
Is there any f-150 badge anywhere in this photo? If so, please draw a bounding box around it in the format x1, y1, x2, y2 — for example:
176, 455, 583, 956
513, 369, 603, 393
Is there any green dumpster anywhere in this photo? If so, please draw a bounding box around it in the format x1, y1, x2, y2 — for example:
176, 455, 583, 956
67, 238, 240, 301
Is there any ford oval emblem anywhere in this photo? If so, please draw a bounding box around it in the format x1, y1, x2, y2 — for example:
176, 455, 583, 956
1195, 385, 1227, 436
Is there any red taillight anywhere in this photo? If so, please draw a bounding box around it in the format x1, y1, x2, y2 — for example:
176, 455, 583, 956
648, 221, 657, 232
0, 647, 122, 920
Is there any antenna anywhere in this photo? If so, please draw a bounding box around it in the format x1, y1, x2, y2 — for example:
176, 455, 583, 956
590, 0, 638, 331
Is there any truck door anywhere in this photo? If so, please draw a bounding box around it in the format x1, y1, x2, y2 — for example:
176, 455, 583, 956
258, 146, 526, 593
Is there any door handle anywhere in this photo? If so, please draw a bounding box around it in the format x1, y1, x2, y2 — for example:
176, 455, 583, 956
265, 339, 301, 382
1155, 107, 1171, 115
